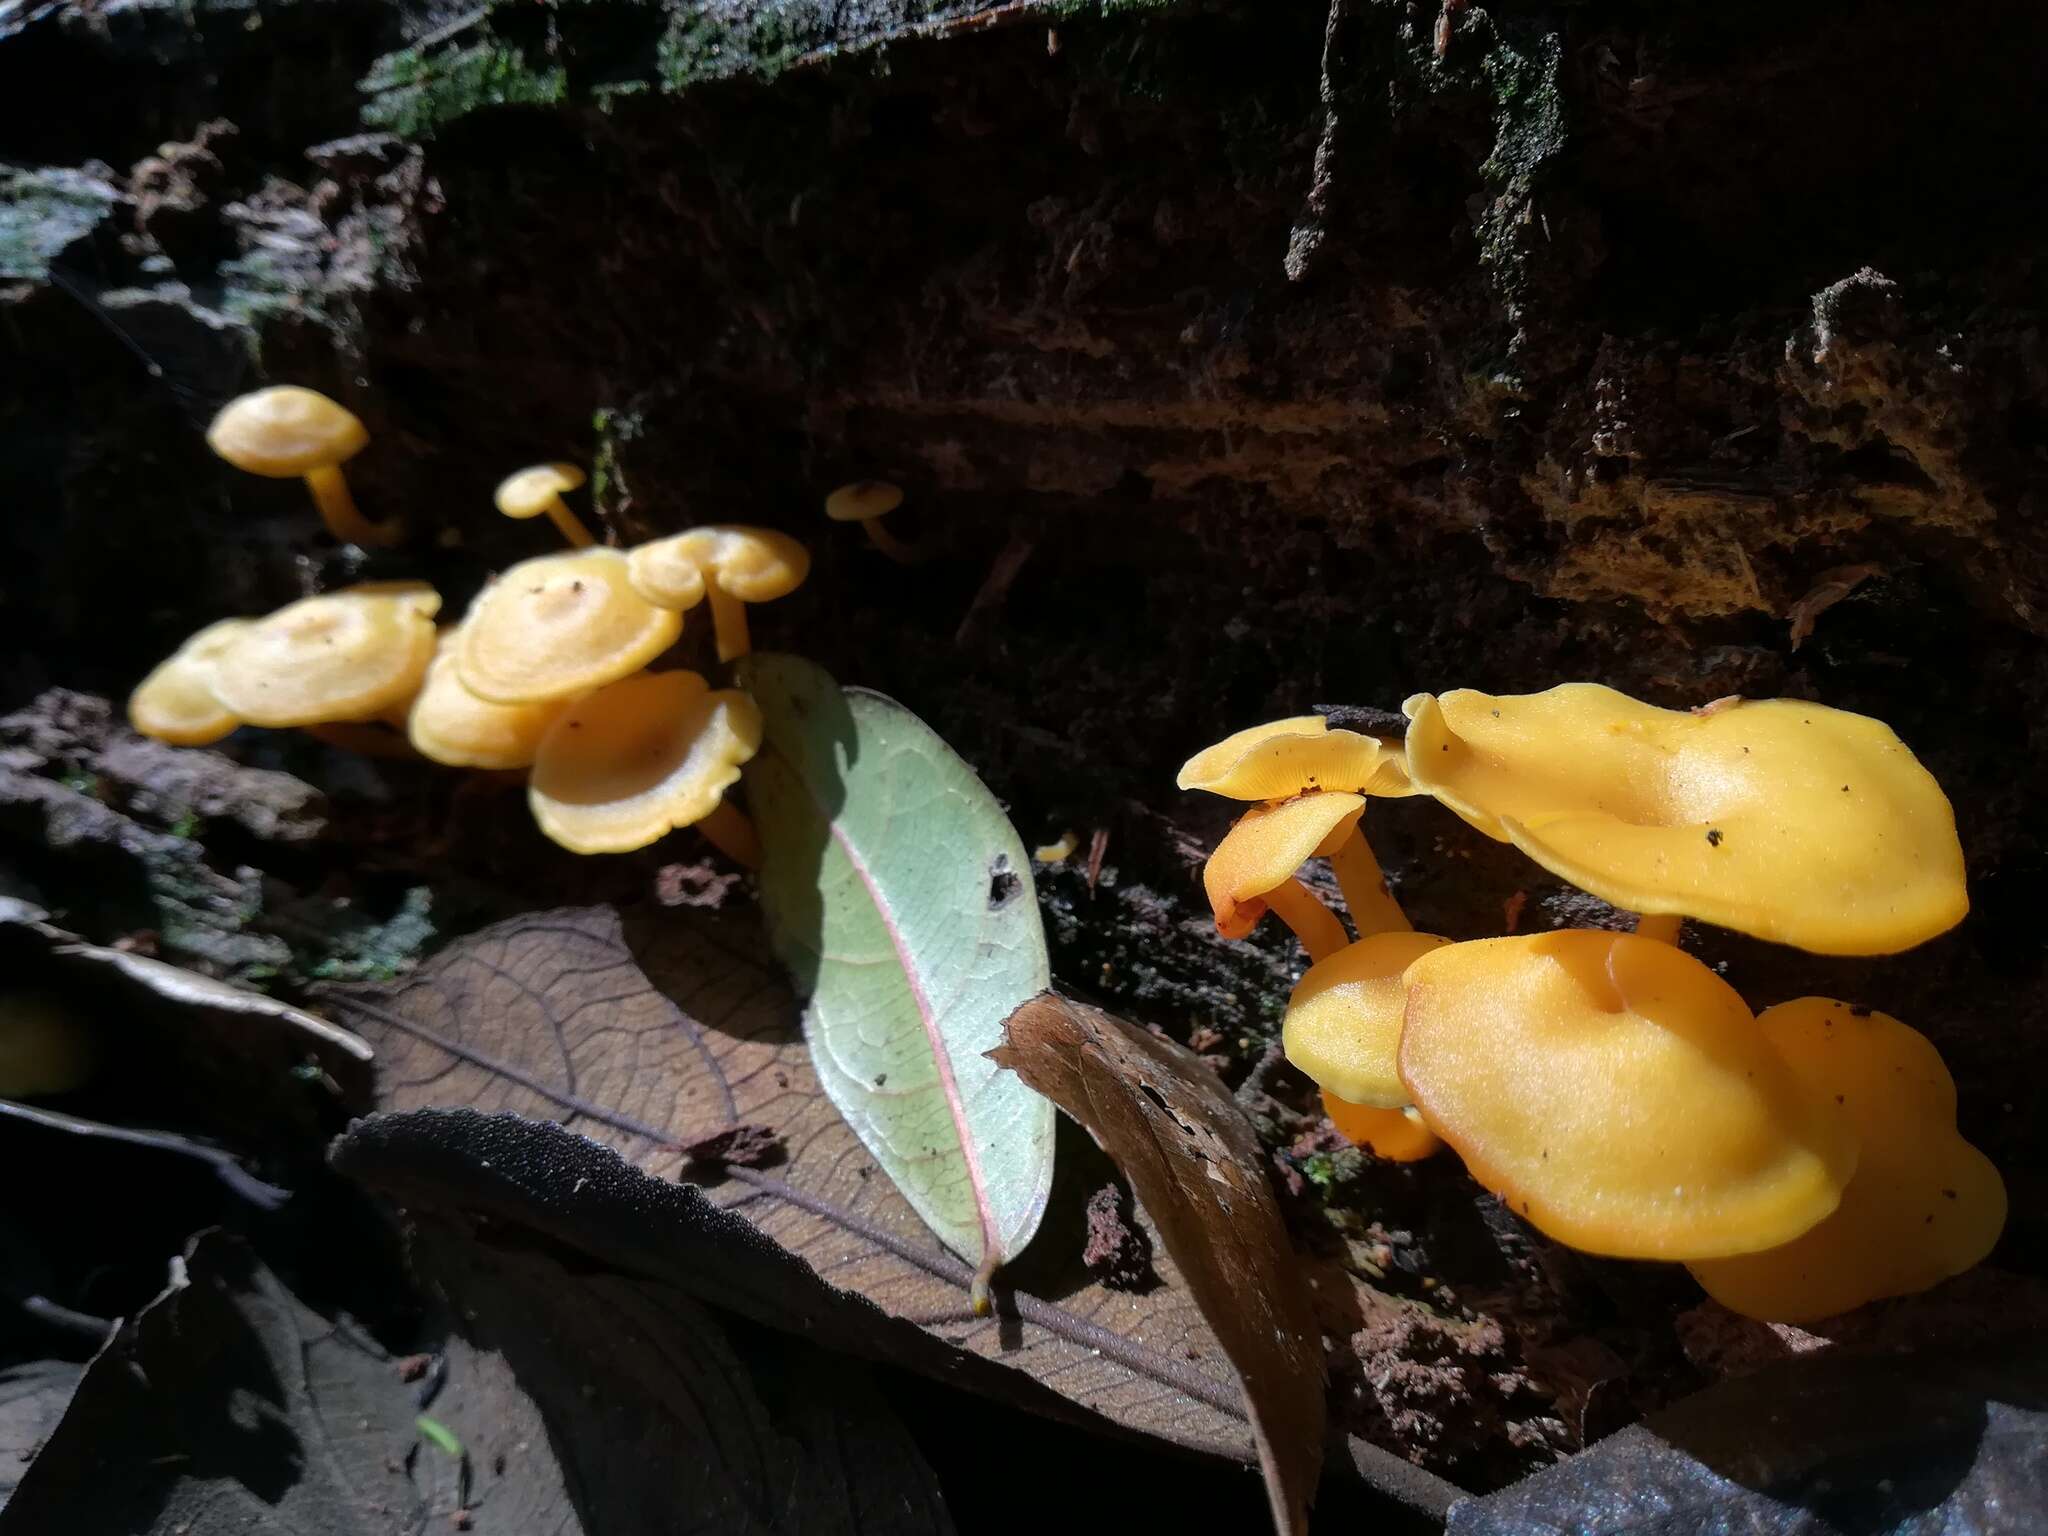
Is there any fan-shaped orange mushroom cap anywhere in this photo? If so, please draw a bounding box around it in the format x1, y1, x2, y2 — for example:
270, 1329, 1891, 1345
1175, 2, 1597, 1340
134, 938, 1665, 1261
129, 618, 252, 746
459, 548, 680, 705
407, 632, 565, 770
1403, 685, 1967, 955
1399, 930, 1856, 1260
1203, 793, 1364, 939
212, 584, 440, 728
1178, 715, 1414, 800
1687, 999, 2005, 1321
529, 671, 763, 854
1284, 930, 1450, 1108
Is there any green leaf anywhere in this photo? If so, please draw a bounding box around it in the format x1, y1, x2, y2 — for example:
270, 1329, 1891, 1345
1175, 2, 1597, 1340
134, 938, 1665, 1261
740, 654, 1054, 1298
414, 1415, 462, 1459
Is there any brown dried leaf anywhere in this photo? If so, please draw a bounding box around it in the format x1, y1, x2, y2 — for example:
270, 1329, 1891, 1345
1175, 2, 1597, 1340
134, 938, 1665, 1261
326, 907, 1263, 1465
990, 992, 1325, 1536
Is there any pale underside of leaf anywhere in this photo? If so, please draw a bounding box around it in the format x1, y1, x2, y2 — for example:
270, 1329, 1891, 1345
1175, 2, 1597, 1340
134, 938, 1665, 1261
740, 654, 1054, 1278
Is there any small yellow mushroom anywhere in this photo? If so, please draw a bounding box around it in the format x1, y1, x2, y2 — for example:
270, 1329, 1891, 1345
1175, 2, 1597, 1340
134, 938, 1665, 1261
529, 670, 763, 860
1323, 1094, 1442, 1163
407, 632, 565, 770
1402, 685, 1967, 955
128, 618, 253, 746
1398, 931, 1857, 1260
459, 548, 681, 705
1687, 999, 2005, 1321
210, 583, 440, 728
1180, 717, 1413, 937
1202, 793, 1363, 961
824, 480, 923, 563
496, 463, 594, 548
627, 526, 809, 663
1283, 930, 1450, 1108
1177, 715, 1413, 800
206, 386, 398, 547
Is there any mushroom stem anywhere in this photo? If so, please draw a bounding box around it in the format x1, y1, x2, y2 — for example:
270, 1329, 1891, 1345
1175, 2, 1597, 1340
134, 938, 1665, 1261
705, 583, 752, 663
695, 798, 761, 869
860, 516, 927, 565
1633, 912, 1684, 945
304, 464, 401, 548
542, 494, 596, 549
1328, 826, 1411, 938
1260, 876, 1349, 963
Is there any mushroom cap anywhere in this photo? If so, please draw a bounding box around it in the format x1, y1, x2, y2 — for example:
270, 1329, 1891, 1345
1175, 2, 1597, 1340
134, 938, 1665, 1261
407, 632, 566, 770
459, 548, 681, 705
206, 386, 369, 478
627, 525, 810, 608
128, 617, 252, 746
529, 670, 763, 853
1322, 1093, 1442, 1162
1284, 930, 1451, 1107
1687, 999, 2005, 1321
824, 481, 904, 522
1178, 716, 1414, 800
1203, 792, 1364, 938
1402, 685, 1967, 956
212, 583, 440, 728
1398, 930, 1858, 1260
495, 462, 587, 519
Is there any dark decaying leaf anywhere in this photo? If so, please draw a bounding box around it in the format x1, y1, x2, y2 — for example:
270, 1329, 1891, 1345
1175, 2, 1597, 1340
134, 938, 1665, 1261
1447, 1345, 2048, 1535
991, 992, 1325, 1536
4, 1215, 953, 1536
323, 907, 1273, 1466
0, 1230, 432, 1533
0, 1360, 80, 1509
399, 1200, 955, 1536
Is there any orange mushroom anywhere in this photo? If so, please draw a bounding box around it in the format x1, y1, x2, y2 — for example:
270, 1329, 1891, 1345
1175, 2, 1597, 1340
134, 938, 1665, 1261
459, 548, 680, 705
627, 526, 809, 662
210, 583, 440, 729
1202, 793, 1363, 961
1398, 931, 1857, 1259
1402, 685, 1967, 956
206, 386, 398, 547
528, 670, 763, 862
1687, 999, 2005, 1321
1283, 930, 1450, 1108
128, 618, 252, 746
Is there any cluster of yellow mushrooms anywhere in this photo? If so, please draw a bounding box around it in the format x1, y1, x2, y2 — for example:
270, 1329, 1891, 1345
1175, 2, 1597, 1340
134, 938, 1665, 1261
127, 387, 915, 861
1180, 686, 2004, 1322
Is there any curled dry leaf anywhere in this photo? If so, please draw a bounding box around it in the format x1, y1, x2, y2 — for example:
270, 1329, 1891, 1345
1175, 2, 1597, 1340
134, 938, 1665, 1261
1786, 562, 1885, 650
991, 992, 1325, 1536
326, 907, 1267, 1467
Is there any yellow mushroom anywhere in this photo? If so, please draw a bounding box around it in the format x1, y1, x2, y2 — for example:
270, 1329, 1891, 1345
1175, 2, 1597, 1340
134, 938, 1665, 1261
627, 526, 809, 663
496, 463, 595, 548
1398, 930, 1857, 1260
1687, 998, 2005, 1321
407, 632, 565, 769
1180, 716, 1414, 936
1402, 685, 1967, 955
206, 386, 398, 548
528, 670, 763, 861
1177, 715, 1414, 800
128, 618, 253, 746
1283, 930, 1450, 1108
1203, 793, 1363, 961
1323, 1094, 1442, 1163
0, 989, 96, 1098
210, 583, 440, 728
459, 548, 681, 705
825, 480, 923, 562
